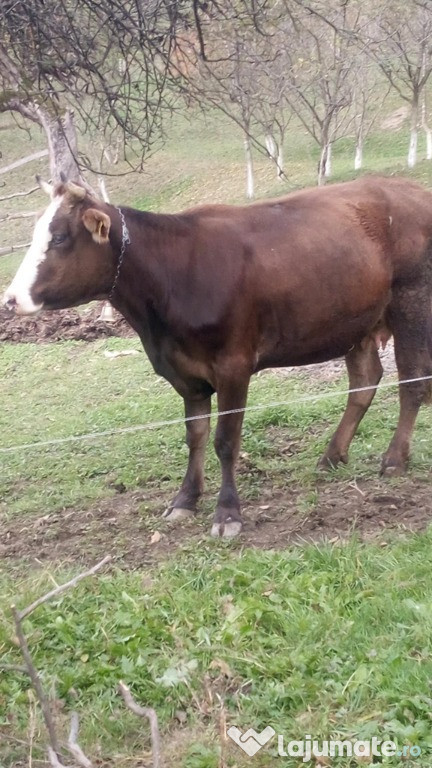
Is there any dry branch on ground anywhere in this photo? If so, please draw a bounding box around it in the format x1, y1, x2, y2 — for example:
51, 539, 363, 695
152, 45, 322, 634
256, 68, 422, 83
11, 556, 112, 766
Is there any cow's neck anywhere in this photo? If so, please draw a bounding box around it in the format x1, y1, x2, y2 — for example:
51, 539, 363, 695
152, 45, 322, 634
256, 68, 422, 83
107, 205, 190, 357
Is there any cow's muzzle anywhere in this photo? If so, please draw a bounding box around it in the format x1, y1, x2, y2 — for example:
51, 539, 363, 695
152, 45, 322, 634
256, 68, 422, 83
2, 292, 17, 312
1, 290, 42, 315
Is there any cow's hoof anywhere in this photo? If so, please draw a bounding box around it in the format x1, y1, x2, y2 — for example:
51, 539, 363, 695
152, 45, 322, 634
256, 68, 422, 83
162, 507, 194, 522
380, 461, 407, 478
210, 521, 242, 539
317, 452, 347, 471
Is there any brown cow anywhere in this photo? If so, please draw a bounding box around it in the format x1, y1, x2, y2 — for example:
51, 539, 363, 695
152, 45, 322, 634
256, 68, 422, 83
3, 176, 432, 536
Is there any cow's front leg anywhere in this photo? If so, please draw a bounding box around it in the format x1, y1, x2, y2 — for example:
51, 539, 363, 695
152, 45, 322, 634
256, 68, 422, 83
211, 376, 250, 538
163, 396, 211, 521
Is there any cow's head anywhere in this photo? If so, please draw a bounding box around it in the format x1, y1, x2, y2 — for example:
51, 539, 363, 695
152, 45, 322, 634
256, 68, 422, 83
2, 179, 115, 314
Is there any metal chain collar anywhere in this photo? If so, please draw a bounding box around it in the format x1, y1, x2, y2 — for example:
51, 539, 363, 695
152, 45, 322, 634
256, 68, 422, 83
108, 206, 131, 301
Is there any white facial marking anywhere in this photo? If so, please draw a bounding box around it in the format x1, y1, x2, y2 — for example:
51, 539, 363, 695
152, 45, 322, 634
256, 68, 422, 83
2, 196, 63, 314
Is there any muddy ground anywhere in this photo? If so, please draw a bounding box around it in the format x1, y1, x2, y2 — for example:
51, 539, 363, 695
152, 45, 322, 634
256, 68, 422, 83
0, 305, 132, 343
2, 473, 431, 570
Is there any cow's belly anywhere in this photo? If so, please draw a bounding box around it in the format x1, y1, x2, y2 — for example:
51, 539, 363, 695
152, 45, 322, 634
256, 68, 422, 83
256, 306, 383, 369
254, 262, 392, 370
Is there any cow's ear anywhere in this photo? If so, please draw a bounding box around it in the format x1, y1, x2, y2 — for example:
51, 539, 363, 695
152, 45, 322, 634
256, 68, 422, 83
82, 208, 111, 244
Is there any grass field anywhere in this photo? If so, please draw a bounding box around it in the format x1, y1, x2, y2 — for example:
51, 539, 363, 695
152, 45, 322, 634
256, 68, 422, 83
1, 103, 432, 767
2, 533, 432, 766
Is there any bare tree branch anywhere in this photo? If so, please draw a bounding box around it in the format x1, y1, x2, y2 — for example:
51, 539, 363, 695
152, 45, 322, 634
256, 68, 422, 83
11, 604, 61, 758
67, 712, 93, 768
10, 556, 112, 765
0, 242, 30, 257
118, 681, 161, 768
47, 746, 71, 768
28, 690, 36, 768
0, 662, 29, 674
19, 555, 111, 620
0, 151, 48, 176
0, 185, 39, 201
0, 211, 37, 222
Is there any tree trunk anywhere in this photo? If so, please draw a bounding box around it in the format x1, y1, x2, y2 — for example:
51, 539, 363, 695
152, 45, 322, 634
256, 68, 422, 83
317, 121, 330, 186
324, 143, 332, 178
2, 99, 84, 184
38, 108, 82, 183
354, 138, 363, 170
408, 93, 419, 168
244, 135, 254, 199
426, 129, 432, 161
265, 134, 277, 161
265, 133, 284, 181
408, 126, 418, 168
354, 121, 364, 170
317, 144, 327, 186
96, 175, 116, 321
276, 142, 284, 181
421, 93, 432, 160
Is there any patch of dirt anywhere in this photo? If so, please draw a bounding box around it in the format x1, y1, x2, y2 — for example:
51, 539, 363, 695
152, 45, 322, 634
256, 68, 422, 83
242, 475, 432, 549
0, 305, 134, 343
1, 475, 431, 570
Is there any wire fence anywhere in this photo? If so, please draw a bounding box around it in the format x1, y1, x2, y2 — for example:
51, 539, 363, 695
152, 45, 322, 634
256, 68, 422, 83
2, 374, 432, 456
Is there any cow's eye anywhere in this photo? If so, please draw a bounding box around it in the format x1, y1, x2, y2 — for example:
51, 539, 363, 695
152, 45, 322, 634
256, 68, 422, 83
50, 233, 67, 246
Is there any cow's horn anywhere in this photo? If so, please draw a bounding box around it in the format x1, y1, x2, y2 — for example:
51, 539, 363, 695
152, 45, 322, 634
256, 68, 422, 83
36, 175, 54, 197
65, 180, 86, 201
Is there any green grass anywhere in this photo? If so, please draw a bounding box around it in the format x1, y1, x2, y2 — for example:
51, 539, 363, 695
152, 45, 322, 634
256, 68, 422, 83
2, 536, 432, 766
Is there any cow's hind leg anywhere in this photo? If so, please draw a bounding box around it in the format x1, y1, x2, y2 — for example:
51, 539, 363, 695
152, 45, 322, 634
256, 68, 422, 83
318, 338, 383, 469
211, 373, 250, 538
381, 296, 432, 476
164, 396, 211, 520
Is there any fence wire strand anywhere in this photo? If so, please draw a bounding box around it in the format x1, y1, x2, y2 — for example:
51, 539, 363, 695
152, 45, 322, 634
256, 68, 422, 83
1, 374, 432, 456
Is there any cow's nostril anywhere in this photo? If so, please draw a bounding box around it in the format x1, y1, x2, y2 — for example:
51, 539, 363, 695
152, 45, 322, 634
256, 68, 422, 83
4, 295, 18, 311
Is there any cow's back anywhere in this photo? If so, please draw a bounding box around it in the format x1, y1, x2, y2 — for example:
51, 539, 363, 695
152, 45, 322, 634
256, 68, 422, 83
174, 177, 432, 367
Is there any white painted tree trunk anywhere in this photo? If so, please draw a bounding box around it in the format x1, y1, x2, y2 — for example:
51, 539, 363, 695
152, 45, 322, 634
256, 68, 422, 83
408, 128, 418, 168
408, 96, 419, 168
426, 130, 432, 161
317, 144, 327, 186
265, 134, 284, 180
244, 136, 254, 199
324, 143, 332, 178
276, 144, 284, 181
265, 134, 277, 160
421, 94, 432, 160
354, 139, 363, 170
